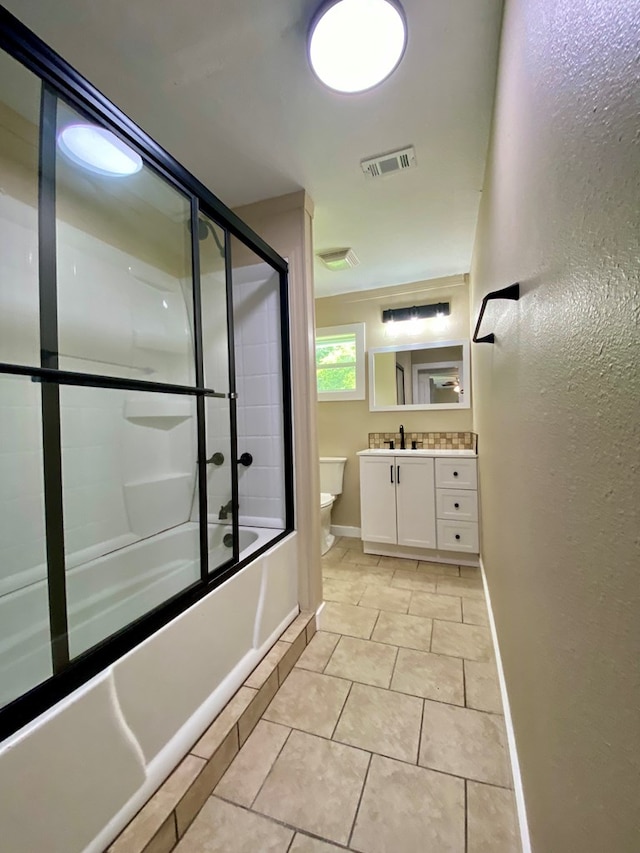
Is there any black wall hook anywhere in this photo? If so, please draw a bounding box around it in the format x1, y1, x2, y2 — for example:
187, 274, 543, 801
472, 283, 520, 344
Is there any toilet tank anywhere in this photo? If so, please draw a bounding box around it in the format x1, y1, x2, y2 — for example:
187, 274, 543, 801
319, 457, 347, 496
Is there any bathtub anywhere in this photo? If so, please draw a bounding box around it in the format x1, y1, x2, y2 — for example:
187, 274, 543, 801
0, 522, 283, 708
0, 524, 299, 853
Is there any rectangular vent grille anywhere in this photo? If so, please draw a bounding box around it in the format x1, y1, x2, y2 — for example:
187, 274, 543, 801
361, 146, 417, 179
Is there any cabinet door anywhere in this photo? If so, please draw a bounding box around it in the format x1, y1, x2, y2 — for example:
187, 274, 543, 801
396, 457, 436, 548
360, 457, 397, 543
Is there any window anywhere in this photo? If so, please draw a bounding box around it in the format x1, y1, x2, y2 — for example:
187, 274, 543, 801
316, 323, 366, 401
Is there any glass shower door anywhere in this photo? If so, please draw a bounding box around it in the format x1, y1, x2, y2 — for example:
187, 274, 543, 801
198, 211, 237, 571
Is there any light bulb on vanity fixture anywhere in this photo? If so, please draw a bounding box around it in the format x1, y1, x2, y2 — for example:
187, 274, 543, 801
382, 302, 451, 324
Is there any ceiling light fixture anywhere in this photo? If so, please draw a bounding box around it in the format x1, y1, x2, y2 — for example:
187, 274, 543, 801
382, 302, 451, 323
308, 0, 407, 94
57, 123, 143, 177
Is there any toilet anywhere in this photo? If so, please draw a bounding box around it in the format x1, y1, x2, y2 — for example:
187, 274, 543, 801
319, 457, 347, 555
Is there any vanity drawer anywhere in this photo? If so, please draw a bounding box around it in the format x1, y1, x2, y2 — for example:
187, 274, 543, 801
435, 458, 477, 490
436, 489, 478, 522
437, 519, 479, 553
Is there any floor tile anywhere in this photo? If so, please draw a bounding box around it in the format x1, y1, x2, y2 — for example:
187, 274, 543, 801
460, 565, 482, 579
339, 536, 363, 551
347, 565, 396, 586
253, 729, 369, 845
295, 631, 340, 673
391, 647, 464, 705
214, 720, 290, 807
467, 781, 521, 852
289, 834, 345, 853
378, 555, 419, 571
333, 682, 423, 763
358, 584, 411, 614
325, 636, 398, 688
462, 597, 489, 626
341, 550, 381, 567
391, 569, 437, 593
417, 561, 461, 577
322, 564, 365, 582
350, 754, 465, 853
320, 602, 379, 639
322, 546, 348, 563
263, 669, 351, 737
175, 796, 292, 852
464, 660, 503, 713
436, 576, 484, 598
409, 590, 462, 621
371, 610, 432, 651
431, 620, 493, 661
323, 577, 366, 604
419, 700, 511, 787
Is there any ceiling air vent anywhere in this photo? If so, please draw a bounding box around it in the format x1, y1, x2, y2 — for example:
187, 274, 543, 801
361, 145, 417, 179
316, 248, 360, 271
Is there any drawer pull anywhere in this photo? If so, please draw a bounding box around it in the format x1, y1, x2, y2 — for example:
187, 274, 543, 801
455, 534, 461, 540
453, 471, 459, 477
454, 502, 460, 509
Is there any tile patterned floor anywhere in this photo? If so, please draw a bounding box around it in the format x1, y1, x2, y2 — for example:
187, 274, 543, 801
176, 537, 521, 852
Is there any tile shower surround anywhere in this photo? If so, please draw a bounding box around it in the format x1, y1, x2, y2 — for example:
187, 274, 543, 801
0, 198, 286, 619
368, 431, 477, 451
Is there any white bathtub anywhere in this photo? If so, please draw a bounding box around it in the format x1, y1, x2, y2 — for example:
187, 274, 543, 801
0, 526, 299, 853
0, 522, 283, 708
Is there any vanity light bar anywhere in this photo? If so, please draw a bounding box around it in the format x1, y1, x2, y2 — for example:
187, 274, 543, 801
382, 302, 450, 323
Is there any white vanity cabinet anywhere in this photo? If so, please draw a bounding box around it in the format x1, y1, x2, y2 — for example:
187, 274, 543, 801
359, 451, 479, 563
435, 458, 479, 553
359, 455, 436, 549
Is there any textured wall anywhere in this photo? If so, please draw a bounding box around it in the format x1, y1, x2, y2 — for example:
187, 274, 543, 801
471, 1, 640, 850
316, 276, 473, 529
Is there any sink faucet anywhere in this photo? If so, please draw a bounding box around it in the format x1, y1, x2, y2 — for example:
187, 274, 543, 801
218, 499, 233, 520
399, 424, 405, 450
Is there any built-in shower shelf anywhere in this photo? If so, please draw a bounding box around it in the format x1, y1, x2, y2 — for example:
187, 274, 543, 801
124, 398, 193, 429
124, 474, 194, 538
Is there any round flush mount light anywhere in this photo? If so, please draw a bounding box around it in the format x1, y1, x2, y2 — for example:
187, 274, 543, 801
309, 0, 407, 94
57, 124, 143, 177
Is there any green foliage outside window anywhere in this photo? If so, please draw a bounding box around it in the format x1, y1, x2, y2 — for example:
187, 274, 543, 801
316, 335, 357, 392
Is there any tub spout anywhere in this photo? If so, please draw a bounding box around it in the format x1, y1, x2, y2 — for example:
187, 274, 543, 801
218, 499, 233, 520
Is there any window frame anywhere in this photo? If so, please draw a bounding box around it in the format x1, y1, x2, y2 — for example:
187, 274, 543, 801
316, 323, 366, 401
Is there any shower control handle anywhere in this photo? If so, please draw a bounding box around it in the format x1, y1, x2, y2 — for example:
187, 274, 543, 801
207, 452, 225, 466
238, 452, 253, 467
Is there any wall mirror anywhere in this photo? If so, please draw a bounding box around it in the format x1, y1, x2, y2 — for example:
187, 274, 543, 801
368, 339, 470, 411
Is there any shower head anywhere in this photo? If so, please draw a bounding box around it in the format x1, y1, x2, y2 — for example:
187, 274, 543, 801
188, 217, 225, 258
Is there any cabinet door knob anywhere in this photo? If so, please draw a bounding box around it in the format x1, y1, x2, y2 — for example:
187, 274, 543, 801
455, 533, 461, 540
453, 471, 459, 477
454, 502, 460, 509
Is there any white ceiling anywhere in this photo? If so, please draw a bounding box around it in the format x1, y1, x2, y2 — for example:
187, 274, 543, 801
5, 0, 503, 297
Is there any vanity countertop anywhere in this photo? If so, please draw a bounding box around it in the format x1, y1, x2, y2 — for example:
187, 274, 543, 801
357, 449, 477, 458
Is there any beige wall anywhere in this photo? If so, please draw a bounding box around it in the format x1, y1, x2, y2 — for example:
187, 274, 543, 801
471, 1, 640, 851
316, 275, 473, 529
234, 192, 322, 612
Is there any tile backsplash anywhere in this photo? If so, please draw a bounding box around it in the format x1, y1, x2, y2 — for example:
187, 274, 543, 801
368, 431, 477, 451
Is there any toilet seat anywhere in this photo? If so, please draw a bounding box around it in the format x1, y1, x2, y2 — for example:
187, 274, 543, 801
320, 492, 334, 509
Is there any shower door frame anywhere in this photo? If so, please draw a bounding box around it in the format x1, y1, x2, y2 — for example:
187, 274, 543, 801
0, 5, 294, 740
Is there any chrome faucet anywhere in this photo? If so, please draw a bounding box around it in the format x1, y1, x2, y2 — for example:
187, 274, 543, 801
399, 424, 405, 450
218, 499, 233, 520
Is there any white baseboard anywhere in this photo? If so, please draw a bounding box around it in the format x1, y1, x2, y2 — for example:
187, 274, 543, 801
331, 525, 361, 539
480, 556, 531, 853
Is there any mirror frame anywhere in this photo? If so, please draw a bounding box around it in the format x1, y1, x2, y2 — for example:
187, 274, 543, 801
368, 339, 471, 412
